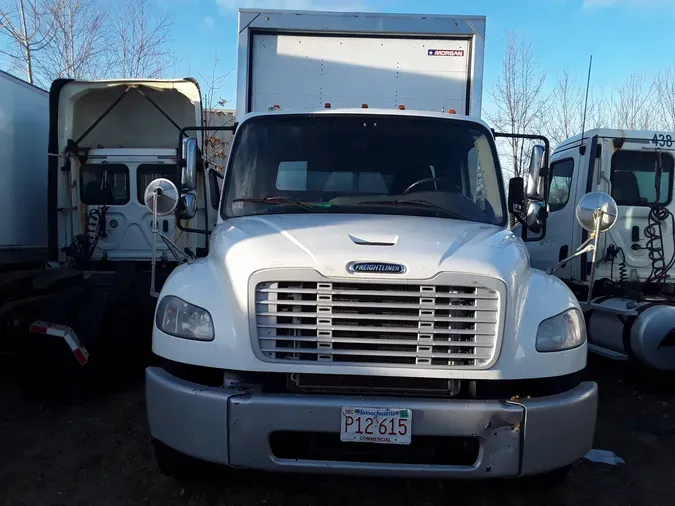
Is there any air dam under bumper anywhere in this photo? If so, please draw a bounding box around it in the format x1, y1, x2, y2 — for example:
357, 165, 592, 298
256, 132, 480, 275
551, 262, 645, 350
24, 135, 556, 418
145, 367, 598, 478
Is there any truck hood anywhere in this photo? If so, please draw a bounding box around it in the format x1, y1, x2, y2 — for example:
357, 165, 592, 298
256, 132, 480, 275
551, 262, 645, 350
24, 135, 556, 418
211, 213, 530, 283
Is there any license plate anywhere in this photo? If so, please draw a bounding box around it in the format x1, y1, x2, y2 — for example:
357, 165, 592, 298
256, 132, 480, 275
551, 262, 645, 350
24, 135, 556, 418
340, 407, 412, 445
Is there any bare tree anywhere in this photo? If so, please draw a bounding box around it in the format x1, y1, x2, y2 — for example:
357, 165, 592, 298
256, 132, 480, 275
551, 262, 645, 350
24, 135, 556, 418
108, 0, 174, 78
36, 0, 108, 82
485, 31, 549, 179
653, 64, 675, 131
0, 0, 54, 84
546, 65, 606, 147
607, 72, 656, 130
546, 66, 584, 146
200, 52, 234, 172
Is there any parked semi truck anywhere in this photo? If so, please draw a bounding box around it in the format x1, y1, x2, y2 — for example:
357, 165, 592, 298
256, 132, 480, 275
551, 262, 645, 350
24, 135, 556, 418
518, 129, 675, 371
144, 9, 601, 480
0, 77, 220, 393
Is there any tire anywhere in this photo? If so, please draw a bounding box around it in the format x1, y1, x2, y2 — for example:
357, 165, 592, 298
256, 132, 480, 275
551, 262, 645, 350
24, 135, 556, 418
152, 439, 207, 481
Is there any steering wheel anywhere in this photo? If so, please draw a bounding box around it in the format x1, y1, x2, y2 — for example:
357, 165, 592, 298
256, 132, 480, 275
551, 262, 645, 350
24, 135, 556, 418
403, 177, 447, 195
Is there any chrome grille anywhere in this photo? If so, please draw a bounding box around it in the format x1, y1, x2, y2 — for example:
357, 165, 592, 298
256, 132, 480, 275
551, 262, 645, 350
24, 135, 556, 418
254, 279, 500, 368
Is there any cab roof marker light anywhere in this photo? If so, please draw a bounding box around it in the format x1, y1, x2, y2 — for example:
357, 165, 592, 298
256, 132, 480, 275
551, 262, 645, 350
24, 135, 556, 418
398, 105, 406, 110
361, 104, 368, 108
324, 102, 332, 108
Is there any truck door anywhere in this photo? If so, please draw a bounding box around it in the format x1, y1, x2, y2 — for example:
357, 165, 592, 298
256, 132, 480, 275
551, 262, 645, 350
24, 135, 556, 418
526, 154, 579, 277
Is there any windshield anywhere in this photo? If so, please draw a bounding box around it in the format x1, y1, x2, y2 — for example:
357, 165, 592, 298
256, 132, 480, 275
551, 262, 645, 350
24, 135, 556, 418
221, 114, 506, 226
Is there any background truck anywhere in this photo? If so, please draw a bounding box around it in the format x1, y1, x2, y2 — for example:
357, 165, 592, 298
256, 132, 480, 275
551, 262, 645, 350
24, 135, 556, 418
0, 71, 49, 268
144, 8, 599, 481
0, 71, 49, 362
519, 128, 675, 372
0, 77, 219, 395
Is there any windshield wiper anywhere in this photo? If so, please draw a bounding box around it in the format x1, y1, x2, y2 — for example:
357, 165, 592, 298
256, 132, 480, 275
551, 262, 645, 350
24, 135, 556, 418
357, 199, 474, 221
233, 197, 318, 210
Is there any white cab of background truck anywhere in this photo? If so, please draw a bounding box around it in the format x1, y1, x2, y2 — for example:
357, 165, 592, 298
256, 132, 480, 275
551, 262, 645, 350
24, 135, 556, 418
145, 9, 598, 480
521, 129, 675, 371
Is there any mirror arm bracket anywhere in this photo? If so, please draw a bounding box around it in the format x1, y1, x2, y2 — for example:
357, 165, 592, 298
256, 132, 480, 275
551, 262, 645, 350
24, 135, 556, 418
547, 236, 596, 275
158, 232, 192, 265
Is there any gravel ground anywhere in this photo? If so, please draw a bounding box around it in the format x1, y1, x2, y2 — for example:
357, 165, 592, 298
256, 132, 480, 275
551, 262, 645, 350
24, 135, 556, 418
0, 358, 674, 506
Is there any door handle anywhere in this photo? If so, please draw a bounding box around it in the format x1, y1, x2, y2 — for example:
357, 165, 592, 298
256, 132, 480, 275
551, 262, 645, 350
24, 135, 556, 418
559, 245, 569, 261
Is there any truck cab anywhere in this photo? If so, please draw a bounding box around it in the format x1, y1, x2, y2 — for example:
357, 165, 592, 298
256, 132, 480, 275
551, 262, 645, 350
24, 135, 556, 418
143, 9, 598, 481
521, 129, 675, 371
50, 78, 212, 264
0, 78, 220, 393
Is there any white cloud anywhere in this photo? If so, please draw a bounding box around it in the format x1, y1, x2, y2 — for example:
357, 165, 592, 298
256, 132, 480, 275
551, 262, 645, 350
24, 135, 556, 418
217, 0, 370, 12
203, 15, 216, 28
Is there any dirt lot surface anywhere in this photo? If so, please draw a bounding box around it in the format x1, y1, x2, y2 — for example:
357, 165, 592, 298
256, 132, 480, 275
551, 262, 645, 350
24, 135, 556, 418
1, 358, 674, 506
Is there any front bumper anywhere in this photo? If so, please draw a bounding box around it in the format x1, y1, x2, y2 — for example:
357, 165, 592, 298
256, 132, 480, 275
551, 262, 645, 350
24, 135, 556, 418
146, 367, 598, 478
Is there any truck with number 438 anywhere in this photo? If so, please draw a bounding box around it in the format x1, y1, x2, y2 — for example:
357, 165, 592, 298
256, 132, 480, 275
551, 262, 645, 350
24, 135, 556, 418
519, 129, 675, 372
142, 9, 603, 481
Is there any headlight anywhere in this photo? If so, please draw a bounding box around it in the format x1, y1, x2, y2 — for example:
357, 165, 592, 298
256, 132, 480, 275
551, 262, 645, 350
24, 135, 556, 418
156, 296, 214, 341
536, 308, 586, 352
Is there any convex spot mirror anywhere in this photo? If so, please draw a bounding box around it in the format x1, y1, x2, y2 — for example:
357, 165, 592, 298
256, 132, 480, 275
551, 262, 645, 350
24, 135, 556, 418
576, 191, 618, 233
177, 193, 197, 220
181, 137, 198, 192
144, 178, 179, 216
525, 201, 546, 232
526, 144, 546, 200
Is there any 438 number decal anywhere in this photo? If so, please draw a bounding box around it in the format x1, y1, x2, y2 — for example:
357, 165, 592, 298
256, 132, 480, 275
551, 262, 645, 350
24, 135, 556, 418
652, 133, 673, 147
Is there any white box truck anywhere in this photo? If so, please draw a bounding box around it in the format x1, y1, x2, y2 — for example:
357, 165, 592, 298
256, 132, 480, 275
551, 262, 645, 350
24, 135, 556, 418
144, 9, 600, 480
518, 128, 675, 371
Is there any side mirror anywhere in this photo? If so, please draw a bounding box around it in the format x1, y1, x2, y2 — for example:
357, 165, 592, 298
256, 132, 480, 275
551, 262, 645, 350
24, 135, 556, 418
508, 177, 524, 214
144, 178, 179, 216
547, 192, 619, 302
180, 137, 198, 192
525, 201, 546, 233
576, 191, 618, 233
526, 144, 546, 200
176, 194, 197, 220
144, 178, 191, 297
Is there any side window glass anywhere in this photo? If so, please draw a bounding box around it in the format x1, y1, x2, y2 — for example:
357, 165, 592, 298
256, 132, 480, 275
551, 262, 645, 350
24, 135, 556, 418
548, 159, 574, 212
610, 150, 674, 206
137, 164, 179, 203
81, 164, 129, 205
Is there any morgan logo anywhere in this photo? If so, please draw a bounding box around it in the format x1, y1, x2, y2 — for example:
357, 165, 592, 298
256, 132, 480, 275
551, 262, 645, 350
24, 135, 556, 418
348, 262, 406, 274
428, 49, 465, 57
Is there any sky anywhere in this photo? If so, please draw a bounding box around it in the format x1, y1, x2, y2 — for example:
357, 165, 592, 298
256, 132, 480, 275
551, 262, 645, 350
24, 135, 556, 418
167, 0, 675, 110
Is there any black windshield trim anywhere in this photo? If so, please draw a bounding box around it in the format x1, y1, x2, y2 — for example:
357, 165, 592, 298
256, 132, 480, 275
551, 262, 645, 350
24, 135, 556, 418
219, 113, 508, 225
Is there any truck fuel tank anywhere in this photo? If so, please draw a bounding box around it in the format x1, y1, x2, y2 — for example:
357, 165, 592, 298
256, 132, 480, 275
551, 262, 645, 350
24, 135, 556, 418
586, 297, 675, 371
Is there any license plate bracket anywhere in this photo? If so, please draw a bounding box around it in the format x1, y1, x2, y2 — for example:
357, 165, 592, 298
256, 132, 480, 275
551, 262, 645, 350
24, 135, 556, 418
340, 406, 412, 445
